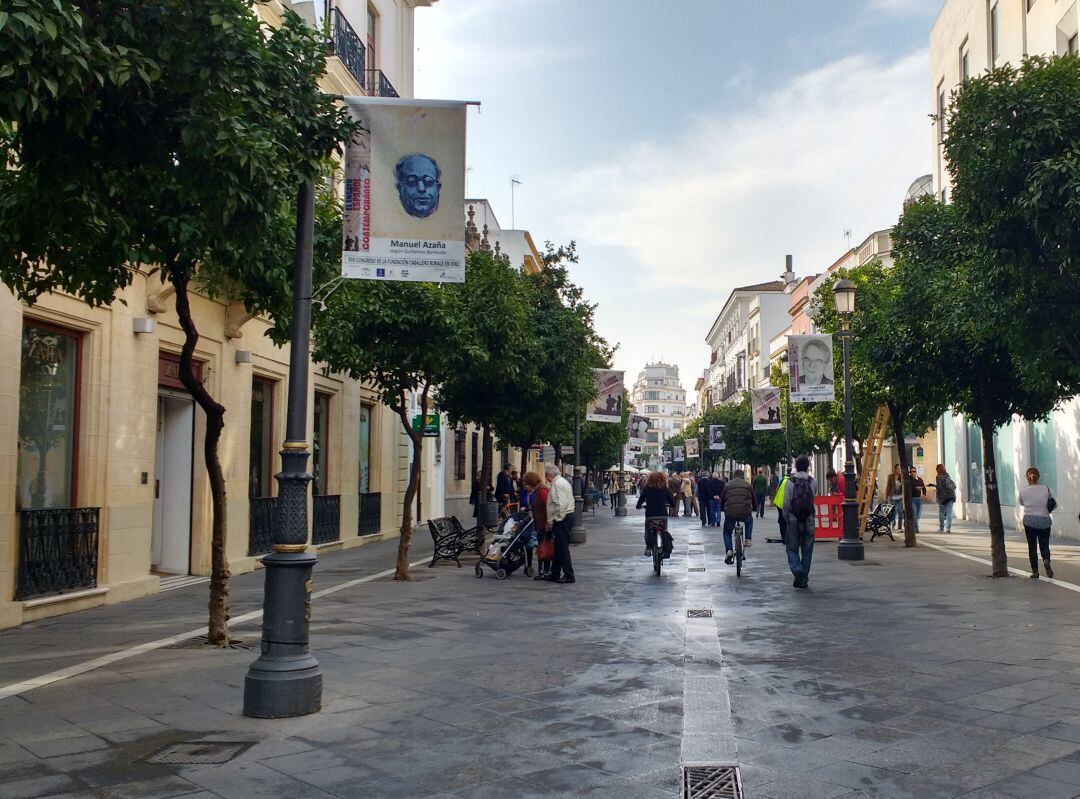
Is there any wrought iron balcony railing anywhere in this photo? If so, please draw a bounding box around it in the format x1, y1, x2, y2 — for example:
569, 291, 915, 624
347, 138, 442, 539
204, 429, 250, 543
248, 496, 277, 556
312, 494, 341, 545
358, 492, 381, 536
330, 7, 366, 90
365, 69, 399, 98
16, 507, 100, 600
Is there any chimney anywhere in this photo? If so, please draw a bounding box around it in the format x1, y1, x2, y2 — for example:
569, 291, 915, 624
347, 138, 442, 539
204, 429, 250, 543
782, 254, 796, 286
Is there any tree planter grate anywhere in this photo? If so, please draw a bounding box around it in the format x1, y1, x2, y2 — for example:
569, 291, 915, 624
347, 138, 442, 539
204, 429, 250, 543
688, 567, 706, 572
682, 764, 742, 798
687, 609, 713, 618
145, 741, 255, 765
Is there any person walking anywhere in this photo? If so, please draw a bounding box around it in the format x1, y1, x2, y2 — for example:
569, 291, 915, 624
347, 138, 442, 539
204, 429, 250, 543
520, 471, 546, 577
773, 472, 789, 543
721, 469, 755, 564
908, 467, 926, 533
690, 474, 700, 518
768, 472, 780, 502
680, 473, 693, 517
636, 470, 676, 555
782, 456, 817, 589
543, 464, 576, 583
495, 463, 515, 510
607, 471, 619, 515
709, 472, 726, 528
752, 468, 768, 518
935, 464, 956, 532
886, 464, 905, 531
1020, 467, 1056, 579
698, 472, 710, 526
667, 472, 682, 517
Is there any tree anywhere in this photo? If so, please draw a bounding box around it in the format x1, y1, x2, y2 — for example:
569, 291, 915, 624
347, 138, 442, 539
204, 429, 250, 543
0, 1, 354, 642
578, 391, 630, 474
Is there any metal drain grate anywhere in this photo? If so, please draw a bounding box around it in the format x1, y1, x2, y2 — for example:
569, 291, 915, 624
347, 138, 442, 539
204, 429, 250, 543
687, 609, 713, 618
687, 567, 706, 572
682, 764, 742, 798
145, 740, 255, 765
164, 636, 256, 651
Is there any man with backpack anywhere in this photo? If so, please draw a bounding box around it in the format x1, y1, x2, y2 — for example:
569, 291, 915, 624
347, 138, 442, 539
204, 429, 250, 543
781, 455, 818, 589
935, 463, 956, 533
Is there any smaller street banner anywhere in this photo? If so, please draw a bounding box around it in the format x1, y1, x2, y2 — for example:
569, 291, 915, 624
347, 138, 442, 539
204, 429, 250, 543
685, 437, 699, 457
709, 425, 727, 451
587, 369, 625, 423
662, 449, 672, 463
788, 334, 836, 404
751, 387, 783, 430
411, 413, 440, 438
628, 414, 651, 453
673, 445, 685, 462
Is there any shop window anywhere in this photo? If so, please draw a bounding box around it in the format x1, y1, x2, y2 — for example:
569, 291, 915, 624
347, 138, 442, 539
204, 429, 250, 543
313, 392, 331, 495
993, 422, 1016, 507
250, 378, 276, 498
358, 404, 372, 493
1030, 419, 1056, 494
17, 323, 81, 509
966, 419, 984, 504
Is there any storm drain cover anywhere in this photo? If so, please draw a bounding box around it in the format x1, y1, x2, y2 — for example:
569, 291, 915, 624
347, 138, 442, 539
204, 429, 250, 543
687, 609, 713, 618
145, 740, 255, 765
164, 636, 256, 651
687, 567, 706, 572
682, 764, 742, 798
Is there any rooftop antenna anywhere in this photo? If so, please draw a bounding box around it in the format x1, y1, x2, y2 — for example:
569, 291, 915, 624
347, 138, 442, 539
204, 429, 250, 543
510, 175, 522, 228
843, 228, 853, 251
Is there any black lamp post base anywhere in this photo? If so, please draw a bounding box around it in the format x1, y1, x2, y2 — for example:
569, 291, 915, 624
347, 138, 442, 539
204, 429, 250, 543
614, 491, 627, 517
837, 539, 865, 561
243, 661, 322, 718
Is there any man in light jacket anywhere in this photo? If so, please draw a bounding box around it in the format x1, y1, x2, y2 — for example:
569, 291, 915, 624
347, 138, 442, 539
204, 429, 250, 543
544, 464, 576, 584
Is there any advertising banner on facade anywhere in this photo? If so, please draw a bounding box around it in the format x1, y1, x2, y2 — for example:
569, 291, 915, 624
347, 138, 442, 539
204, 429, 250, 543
673, 445, 685, 462
685, 437, 699, 457
709, 424, 727, 451
751, 387, 783, 430
587, 369, 624, 423
342, 98, 467, 283
787, 334, 836, 404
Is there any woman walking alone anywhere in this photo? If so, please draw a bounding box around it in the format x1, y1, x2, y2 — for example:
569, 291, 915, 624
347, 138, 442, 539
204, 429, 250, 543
522, 472, 551, 580
1019, 467, 1056, 579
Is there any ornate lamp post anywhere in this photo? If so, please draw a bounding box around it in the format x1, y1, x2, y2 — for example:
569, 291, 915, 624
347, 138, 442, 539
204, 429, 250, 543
833, 277, 864, 562
779, 351, 792, 476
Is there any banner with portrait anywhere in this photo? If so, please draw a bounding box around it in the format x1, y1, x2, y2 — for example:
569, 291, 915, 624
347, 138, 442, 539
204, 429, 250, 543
673, 445, 685, 462
685, 437, 699, 457
708, 424, 726, 451
662, 449, 672, 464
628, 414, 651, 452
751, 387, 783, 430
342, 98, 467, 283
787, 334, 836, 404
586, 369, 624, 423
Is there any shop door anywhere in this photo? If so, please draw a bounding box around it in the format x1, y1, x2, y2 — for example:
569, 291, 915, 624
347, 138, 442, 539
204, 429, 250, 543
152, 393, 194, 574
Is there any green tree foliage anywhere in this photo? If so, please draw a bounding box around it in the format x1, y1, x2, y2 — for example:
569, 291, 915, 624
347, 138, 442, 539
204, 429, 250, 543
0, 0, 354, 641
578, 391, 629, 474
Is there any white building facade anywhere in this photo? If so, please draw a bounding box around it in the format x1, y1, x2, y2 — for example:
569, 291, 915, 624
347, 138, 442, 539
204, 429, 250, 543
630, 363, 687, 464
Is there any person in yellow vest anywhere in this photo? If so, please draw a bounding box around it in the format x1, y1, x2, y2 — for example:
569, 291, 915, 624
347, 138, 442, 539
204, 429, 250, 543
773, 473, 789, 543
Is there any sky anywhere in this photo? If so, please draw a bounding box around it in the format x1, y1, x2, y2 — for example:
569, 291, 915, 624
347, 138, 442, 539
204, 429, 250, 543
415, 0, 942, 402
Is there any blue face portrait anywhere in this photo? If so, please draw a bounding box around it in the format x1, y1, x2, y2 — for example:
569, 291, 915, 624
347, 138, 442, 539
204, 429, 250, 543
395, 154, 441, 218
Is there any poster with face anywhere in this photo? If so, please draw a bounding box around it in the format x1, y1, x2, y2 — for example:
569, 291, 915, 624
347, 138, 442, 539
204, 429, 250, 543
673, 445, 685, 462
787, 335, 836, 404
685, 437, 699, 457
751, 387, 783, 430
628, 414, 651, 449
342, 99, 467, 283
662, 449, 672, 464
709, 425, 726, 451
587, 369, 625, 423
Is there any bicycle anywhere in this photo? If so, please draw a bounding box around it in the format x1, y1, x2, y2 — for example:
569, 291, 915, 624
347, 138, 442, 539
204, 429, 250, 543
646, 517, 670, 577
733, 519, 745, 577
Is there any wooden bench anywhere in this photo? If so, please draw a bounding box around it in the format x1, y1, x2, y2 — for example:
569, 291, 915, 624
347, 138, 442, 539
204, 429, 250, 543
427, 516, 486, 567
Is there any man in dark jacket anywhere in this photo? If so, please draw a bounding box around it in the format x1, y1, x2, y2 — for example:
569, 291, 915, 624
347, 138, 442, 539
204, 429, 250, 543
721, 470, 755, 564
495, 464, 515, 508
707, 473, 725, 527
667, 473, 682, 517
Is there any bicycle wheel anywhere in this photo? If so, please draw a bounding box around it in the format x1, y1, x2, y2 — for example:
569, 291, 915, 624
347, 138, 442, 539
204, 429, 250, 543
653, 548, 663, 576
735, 528, 744, 578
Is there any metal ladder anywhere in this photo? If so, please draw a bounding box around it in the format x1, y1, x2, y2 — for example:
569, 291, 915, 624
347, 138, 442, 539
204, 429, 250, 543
857, 406, 890, 537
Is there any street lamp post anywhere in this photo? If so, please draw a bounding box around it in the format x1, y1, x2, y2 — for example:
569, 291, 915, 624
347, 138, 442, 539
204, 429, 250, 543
834, 277, 864, 562
779, 351, 793, 476
573, 411, 584, 529
244, 181, 322, 718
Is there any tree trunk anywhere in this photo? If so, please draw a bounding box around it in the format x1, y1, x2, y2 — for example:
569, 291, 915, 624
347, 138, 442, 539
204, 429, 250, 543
979, 395, 1009, 577
553, 442, 562, 466
169, 266, 230, 646
392, 383, 428, 581
887, 403, 916, 548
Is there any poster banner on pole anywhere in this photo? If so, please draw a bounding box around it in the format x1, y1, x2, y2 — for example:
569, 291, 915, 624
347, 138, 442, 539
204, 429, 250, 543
628, 414, 651, 450
342, 98, 467, 283
685, 437, 699, 457
673, 445, 685, 462
586, 369, 624, 423
751, 387, 783, 430
662, 449, 672, 464
709, 425, 727, 451
787, 334, 836, 404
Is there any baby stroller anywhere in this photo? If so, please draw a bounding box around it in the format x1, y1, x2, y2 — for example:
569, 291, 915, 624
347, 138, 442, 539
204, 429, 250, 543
866, 503, 896, 541
475, 510, 535, 580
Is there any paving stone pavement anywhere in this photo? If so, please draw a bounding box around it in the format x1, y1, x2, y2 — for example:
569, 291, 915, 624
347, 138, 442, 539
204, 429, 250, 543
4, 506, 1080, 797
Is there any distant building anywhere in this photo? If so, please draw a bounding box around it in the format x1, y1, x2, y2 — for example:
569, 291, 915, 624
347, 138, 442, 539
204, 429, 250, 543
629, 363, 687, 464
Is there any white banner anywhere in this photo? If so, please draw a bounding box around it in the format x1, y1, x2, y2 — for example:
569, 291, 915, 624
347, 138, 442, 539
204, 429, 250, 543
342, 98, 467, 283
708, 425, 726, 451
751, 387, 783, 430
629, 414, 651, 450
685, 437, 699, 457
587, 369, 624, 423
662, 449, 672, 463
673, 445, 685, 462
788, 334, 836, 404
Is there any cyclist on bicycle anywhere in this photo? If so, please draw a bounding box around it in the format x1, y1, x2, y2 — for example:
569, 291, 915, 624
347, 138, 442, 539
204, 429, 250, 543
636, 471, 676, 557
721, 469, 755, 564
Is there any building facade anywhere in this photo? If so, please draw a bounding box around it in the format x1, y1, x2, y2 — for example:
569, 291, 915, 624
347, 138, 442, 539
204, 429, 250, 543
629, 363, 687, 464
932, 0, 1079, 540
0, 0, 440, 629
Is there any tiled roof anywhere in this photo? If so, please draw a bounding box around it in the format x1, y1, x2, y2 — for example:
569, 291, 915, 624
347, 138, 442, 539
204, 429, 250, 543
733, 280, 786, 293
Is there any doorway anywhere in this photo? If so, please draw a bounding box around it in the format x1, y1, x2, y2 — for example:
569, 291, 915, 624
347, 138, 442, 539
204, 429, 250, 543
152, 392, 194, 575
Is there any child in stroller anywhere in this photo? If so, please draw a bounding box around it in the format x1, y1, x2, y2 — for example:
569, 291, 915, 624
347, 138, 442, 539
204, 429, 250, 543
475, 510, 536, 580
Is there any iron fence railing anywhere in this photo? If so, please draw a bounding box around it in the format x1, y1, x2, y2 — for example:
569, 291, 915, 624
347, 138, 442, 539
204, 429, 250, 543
331, 7, 366, 89
365, 69, 399, 98
248, 496, 277, 556
16, 507, 100, 600
358, 492, 381, 536
312, 494, 341, 545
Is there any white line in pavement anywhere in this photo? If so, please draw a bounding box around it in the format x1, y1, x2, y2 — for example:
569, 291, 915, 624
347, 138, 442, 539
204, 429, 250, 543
920, 541, 1080, 594
0, 559, 428, 702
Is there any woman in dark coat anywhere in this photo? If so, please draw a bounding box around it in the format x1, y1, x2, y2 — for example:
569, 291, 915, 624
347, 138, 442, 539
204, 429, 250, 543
636, 470, 676, 556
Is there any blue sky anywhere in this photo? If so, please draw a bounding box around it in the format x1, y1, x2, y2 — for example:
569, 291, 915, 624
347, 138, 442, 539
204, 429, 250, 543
415, 0, 942, 398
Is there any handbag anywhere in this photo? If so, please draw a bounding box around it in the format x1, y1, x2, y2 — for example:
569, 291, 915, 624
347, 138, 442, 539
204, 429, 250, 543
537, 538, 555, 562
1047, 487, 1057, 513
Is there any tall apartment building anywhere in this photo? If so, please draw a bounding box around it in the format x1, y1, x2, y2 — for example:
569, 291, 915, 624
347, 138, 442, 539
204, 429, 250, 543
931, 0, 1079, 541
630, 363, 687, 463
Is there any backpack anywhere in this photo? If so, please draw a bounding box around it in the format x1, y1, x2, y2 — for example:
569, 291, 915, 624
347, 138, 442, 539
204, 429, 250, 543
939, 476, 956, 503
789, 476, 815, 521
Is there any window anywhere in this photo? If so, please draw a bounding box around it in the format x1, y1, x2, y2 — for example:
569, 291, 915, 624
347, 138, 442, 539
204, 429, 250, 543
249, 378, 275, 499
937, 80, 947, 142
1030, 419, 1056, 494
966, 419, 984, 504
1026, 0, 1036, 11
989, 2, 1000, 64
358, 404, 372, 493
960, 39, 971, 82
366, 4, 378, 69
470, 431, 478, 481
1070, 33, 1079, 56
454, 427, 466, 481
993, 423, 1016, 507
17, 322, 81, 509
312, 392, 331, 495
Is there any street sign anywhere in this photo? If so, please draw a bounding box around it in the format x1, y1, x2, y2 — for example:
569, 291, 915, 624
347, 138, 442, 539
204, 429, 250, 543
411, 413, 440, 437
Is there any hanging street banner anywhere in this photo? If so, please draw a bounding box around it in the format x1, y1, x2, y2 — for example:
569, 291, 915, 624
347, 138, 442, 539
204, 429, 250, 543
751, 387, 783, 430
342, 98, 468, 283
587, 369, 625, 423
628, 414, 651, 451
662, 449, 672, 463
685, 437, 699, 458
787, 334, 836, 404
673, 445, 685, 462
709, 424, 727, 451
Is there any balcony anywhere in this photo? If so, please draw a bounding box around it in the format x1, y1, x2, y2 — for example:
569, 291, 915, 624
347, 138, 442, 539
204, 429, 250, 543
16, 508, 100, 600
365, 69, 399, 98
330, 7, 366, 90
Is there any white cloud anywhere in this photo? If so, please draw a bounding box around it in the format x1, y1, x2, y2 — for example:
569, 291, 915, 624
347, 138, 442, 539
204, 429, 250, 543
868, 0, 940, 15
